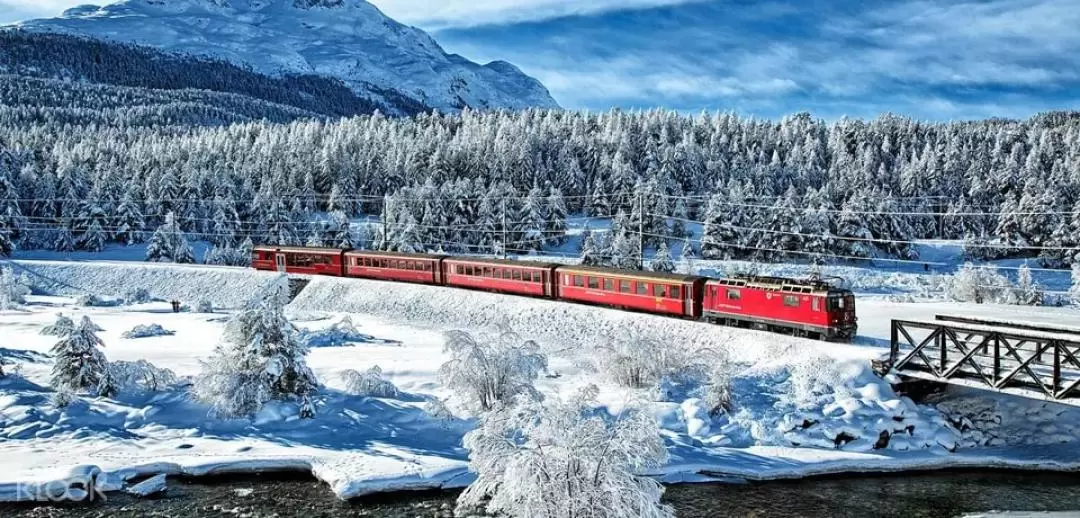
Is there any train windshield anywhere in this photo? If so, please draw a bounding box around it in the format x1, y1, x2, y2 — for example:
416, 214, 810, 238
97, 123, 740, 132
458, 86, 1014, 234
827, 295, 845, 311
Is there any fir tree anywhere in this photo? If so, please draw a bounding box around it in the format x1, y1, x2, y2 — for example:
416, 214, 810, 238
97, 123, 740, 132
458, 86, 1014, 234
146, 212, 194, 263
49, 315, 111, 397
650, 242, 675, 273
193, 293, 318, 418
113, 192, 146, 245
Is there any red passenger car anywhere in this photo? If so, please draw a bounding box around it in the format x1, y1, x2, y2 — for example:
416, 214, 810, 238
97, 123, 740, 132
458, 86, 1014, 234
443, 258, 559, 297
554, 265, 706, 318
702, 276, 856, 340
252, 246, 278, 271
344, 250, 446, 285
257, 247, 346, 276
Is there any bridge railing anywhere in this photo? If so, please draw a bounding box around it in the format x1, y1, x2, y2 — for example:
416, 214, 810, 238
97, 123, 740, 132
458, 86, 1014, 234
889, 315, 1080, 400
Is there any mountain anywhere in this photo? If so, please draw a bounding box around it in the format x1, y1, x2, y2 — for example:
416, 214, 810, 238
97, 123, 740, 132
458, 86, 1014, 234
0, 31, 423, 123
10, 0, 559, 113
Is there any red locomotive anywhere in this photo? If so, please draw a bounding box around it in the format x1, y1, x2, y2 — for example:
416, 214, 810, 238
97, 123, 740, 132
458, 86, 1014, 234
252, 246, 857, 341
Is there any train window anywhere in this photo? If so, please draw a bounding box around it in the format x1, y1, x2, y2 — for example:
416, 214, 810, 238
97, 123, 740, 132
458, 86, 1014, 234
588, 277, 599, 289
783, 295, 799, 307
573, 275, 584, 287
484, 267, 494, 277
512, 270, 521, 281
620, 280, 631, 293
812, 298, 820, 311
671, 286, 681, 299
654, 284, 668, 297
604, 279, 614, 291
727, 289, 741, 300
637, 283, 648, 295
532, 272, 542, 283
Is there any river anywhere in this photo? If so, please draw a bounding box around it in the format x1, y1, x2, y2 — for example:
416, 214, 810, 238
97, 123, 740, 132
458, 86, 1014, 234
3, 470, 1080, 517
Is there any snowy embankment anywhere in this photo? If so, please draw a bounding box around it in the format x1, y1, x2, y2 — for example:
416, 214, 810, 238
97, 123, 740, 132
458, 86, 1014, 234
5, 260, 281, 308
2, 266, 1080, 504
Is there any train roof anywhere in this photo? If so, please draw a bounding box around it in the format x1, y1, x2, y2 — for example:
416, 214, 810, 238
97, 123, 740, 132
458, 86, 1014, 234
443, 256, 562, 269
344, 249, 447, 261
707, 274, 847, 294
261, 246, 348, 255
556, 264, 705, 284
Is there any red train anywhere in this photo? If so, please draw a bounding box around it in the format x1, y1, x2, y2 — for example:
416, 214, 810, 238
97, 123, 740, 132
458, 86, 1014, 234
252, 246, 858, 341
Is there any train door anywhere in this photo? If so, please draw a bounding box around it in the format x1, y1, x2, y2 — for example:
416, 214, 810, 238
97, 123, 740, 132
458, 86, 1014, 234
275, 253, 286, 272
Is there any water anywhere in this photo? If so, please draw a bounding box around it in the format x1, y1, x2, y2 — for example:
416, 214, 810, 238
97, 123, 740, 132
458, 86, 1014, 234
3, 470, 1080, 517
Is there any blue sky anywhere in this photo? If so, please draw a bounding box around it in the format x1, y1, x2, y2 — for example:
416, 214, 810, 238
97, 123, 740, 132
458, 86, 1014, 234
3, 0, 1079, 120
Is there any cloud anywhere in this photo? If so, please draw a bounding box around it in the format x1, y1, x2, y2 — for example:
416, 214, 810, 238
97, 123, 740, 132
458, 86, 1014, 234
0, 0, 86, 23
369, 0, 709, 29
436, 0, 1080, 119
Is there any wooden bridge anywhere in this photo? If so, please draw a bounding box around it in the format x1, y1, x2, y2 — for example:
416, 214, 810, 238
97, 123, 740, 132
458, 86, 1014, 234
888, 315, 1080, 404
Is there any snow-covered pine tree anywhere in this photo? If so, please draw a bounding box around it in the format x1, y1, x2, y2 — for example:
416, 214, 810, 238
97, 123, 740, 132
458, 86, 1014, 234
80, 217, 108, 253
52, 218, 76, 252
193, 294, 318, 418
209, 196, 240, 247
0, 267, 30, 310
325, 210, 353, 248
991, 195, 1026, 259
587, 180, 609, 218
546, 186, 569, 247
517, 185, 547, 252
49, 315, 111, 396
679, 236, 696, 274
579, 226, 601, 266
113, 192, 146, 245
671, 197, 689, 239
649, 242, 675, 273
699, 193, 738, 259
1014, 263, 1043, 306
834, 194, 875, 258
607, 226, 640, 270
801, 187, 834, 258
146, 212, 194, 263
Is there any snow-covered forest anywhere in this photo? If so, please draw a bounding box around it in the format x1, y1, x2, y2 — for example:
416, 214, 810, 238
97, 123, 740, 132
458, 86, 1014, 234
1, 90, 1080, 267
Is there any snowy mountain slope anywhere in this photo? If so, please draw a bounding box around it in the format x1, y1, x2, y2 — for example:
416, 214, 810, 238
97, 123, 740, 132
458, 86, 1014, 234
9, 0, 559, 113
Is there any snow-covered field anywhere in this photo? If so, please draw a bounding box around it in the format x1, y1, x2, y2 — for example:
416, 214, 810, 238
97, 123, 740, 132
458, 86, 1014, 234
1, 259, 1079, 503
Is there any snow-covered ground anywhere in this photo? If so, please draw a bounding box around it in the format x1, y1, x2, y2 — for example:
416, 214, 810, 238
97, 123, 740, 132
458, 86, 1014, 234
1, 259, 1079, 503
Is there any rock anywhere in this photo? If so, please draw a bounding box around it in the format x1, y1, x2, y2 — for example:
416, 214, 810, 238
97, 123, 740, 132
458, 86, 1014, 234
125, 474, 167, 497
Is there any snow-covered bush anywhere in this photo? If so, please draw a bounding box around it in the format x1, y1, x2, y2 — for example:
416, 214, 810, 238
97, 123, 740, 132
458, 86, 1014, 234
340, 365, 399, 398
50, 315, 112, 396
123, 287, 153, 305
702, 370, 734, 417
108, 359, 179, 392
300, 316, 376, 347
456, 386, 672, 518
438, 329, 547, 414
598, 327, 725, 390
75, 293, 120, 307
424, 397, 454, 420
195, 299, 214, 313
948, 263, 1014, 304
193, 296, 318, 418
121, 324, 176, 339
0, 267, 31, 309
40, 313, 75, 336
